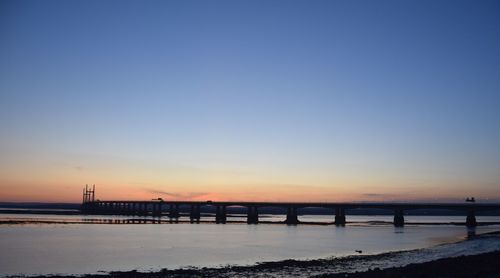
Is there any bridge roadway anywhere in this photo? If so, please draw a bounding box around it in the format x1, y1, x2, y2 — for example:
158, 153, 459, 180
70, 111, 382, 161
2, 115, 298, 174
81, 200, 500, 227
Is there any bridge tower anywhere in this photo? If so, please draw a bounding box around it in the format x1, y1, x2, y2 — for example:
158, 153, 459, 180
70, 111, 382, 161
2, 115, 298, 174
81, 184, 96, 213
82, 184, 95, 203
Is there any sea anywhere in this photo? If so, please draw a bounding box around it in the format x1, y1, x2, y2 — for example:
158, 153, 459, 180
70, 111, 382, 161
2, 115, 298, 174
1, 212, 500, 276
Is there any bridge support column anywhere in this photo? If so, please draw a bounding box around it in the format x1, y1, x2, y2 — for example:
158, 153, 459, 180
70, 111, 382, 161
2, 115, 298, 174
247, 206, 259, 224
335, 207, 346, 226
93, 202, 100, 214
151, 203, 158, 216
81, 202, 92, 214
141, 203, 148, 215
126, 203, 131, 215
91, 202, 98, 214
156, 203, 163, 217
169, 204, 180, 221
394, 209, 405, 227
136, 203, 141, 215
190, 205, 201, 223
285, 206, 299, 225
466, 209, 477, 227
215, 205, 227, 223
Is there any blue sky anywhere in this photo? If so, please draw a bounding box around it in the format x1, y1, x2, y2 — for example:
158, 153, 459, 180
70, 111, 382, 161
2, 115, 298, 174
1, 0, 499, 202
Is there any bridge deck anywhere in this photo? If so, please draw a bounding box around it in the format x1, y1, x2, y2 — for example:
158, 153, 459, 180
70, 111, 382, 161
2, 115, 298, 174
90, 200, 500, 210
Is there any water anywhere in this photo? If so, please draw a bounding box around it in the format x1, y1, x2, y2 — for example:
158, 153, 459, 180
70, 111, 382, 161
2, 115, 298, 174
1, 213, 500, 276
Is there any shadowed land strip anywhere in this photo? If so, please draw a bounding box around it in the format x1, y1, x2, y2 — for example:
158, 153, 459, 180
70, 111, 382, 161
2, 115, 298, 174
317, 251, 500, 278
17, 251, 500, 278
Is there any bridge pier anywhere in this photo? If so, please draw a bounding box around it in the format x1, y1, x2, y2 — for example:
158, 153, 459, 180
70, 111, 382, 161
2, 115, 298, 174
285, 206, 299, 225
152, 203, 162, 217
141, 202, 148, 215
169, 204, 180, 221
394, 208, 405, 227
335, 207, 346, 226
190, 205, 201, 223
215, 205, 227, 223
132, 203, 137, 215
466, 209, 477, 227
91, 202, 99, 214
81, 202, 95, 214
247, 206, 259, 224
135, 203, 140, 215
135, 203, 139, 215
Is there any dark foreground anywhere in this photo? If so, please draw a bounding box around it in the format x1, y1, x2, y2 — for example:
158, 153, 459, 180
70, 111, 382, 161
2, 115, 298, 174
320, 251, 500, 278
25, 250, 500, 278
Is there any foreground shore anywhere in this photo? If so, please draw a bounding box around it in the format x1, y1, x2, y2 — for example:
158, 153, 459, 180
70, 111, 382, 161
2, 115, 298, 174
321, 251, 500, 278
26, 251, 500, 278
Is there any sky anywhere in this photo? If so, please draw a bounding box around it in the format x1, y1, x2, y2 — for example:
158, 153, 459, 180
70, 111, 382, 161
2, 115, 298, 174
0, 0, 499, 203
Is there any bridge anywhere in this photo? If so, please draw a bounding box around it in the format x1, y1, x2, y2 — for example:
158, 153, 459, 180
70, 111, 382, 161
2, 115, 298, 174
80, 186, 500, 227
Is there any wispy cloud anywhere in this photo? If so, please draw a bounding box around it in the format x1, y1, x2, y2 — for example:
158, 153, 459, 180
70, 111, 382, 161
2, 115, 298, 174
144, 188, 209, 200
362, 193, 386, 197
73, 166, 84, 172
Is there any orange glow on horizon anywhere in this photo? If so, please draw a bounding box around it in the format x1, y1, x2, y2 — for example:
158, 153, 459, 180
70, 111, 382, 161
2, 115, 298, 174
1, 179, 499, 203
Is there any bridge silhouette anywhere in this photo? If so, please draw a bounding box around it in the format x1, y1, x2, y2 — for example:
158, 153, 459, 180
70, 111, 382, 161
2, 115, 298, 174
81, 185, 500, 227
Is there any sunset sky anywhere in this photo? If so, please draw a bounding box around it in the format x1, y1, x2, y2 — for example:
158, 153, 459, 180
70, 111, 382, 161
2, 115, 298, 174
1, 0, 499, 203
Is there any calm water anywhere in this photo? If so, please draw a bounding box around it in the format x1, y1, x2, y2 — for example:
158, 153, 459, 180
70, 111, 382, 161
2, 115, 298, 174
1, 213, 500, 276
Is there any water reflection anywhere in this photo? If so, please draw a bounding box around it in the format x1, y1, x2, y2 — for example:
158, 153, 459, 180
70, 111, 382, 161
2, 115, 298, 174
1, 214, 499, 276
394, 227, 405, 234
82, 218, 164, 224
467, 227, 477, 239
